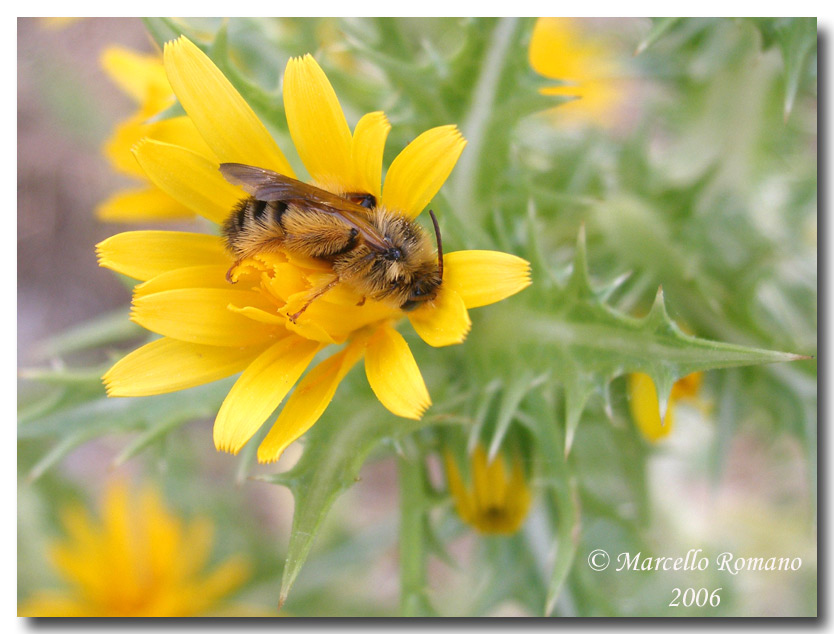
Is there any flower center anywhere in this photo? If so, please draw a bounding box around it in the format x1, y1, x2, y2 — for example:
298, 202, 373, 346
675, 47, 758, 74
229, 251, 401, 344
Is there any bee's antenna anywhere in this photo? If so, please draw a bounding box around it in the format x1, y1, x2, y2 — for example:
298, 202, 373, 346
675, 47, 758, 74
429, 209, 443, 280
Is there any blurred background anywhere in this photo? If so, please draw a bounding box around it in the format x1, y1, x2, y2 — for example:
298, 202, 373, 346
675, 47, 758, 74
17, 17, 816, 617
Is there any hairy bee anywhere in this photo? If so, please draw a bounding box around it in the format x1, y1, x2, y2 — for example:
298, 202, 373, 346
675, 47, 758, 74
219, 163, 444, 321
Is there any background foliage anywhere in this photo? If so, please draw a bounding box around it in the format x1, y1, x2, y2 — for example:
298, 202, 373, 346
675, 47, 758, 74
18, 17, 816, 616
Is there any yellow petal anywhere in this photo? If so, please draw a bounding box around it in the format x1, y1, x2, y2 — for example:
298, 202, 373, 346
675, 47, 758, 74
470, 445, 492, 512
96, 187, 196, 223
443, 450, 475, 524
283, 54, 352, 188
226, 304, 288, 326
529, 18, 614, 81
104, 114, 155, 179
351, 111, 390, 199
133, 138, 243, 224
671, 371, 703, 401
364, 325, 431, 419
507, 456, 532, 519
381, 125, 466, 220
214, 336, 322, 454
103, 337, 266, 397
96, 231, 229, 281
131, 288, 279, 346
442, 250, 532, 308
104, 114, 209, 179
101, 46, 169, 104
257, 338, 366, 463
163, 36, 294, 176
18, 592, 89, 617
627, 372, 675, 442
408, 288, 471, 347
134, 265, 233, 299
140, 115, 213, 155
485, 454, 509, 508
282, 287, 400, 343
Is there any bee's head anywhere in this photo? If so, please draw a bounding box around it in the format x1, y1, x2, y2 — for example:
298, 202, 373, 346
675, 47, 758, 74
399, 209, 444, 311
399, 266, 442, 311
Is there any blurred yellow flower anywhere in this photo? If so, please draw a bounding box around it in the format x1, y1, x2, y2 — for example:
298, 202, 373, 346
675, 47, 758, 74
627, 371, 705, 442
98, 37, 531, 464
18, 481, 249, 617
97, 46, 211, 221
444, 445, 532, 535
39, 17, 84, 29
529, 17, 627, 128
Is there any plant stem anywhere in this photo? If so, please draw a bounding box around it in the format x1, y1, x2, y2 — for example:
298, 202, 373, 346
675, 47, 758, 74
398, 447, 430, 616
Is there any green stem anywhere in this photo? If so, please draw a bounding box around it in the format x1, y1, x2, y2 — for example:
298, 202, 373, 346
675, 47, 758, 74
398, 449, 430, 616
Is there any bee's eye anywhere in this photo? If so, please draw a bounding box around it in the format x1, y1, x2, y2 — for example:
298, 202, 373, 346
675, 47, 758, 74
384, 247, 403, 261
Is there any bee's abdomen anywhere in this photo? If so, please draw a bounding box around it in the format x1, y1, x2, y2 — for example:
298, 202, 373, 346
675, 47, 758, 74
222, 197, 289, 257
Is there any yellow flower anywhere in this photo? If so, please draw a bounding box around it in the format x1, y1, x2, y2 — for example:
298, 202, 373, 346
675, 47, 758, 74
98, 37, 531, 464
97, 46, 211, 222
444, 445, 532, 535
529, 17, 627, 128
39, 17, 84, 29
627, 372, 705, 442
18, 481, 249, 617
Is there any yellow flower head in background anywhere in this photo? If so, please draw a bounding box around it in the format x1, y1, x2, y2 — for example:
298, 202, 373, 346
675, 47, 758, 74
98, 37, 531, 464
529, 17, 627, 128
444, 445, 532, 535
628, 372, 705, 442
97, 46, 211, 221
18, 481, 249, 617
39, 17, 84, 29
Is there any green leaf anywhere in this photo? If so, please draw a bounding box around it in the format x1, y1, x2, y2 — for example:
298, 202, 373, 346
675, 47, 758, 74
19, 379, 228, 440
634, 17, 684, 55
515, 227, 804, 453
776, 18, 816, 120
209, 23, 287, 134
745, 18, 816, 119
25, 428, 103, 484
255, 407, 435, 609
144, 100, 187, 123
142, 17, 191, 49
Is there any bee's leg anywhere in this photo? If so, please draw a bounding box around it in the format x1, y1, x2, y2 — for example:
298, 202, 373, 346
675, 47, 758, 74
355, 296, 366, 307
289, 277, 340, 323
225, 259, 243, 284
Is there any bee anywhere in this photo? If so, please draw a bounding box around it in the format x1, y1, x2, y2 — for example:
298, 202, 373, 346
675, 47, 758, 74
219, 163, 444, 322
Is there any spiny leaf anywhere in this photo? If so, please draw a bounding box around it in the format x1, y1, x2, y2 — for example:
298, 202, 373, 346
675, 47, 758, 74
25, 428, 103, 484
486, 370, 539, 461
634, 17, 683, 55
32, 309, 142, 359
111, 415, 188, 468
776, 18, 816, 120
19, 377, 232, 439
746, 18, 816, 119
517, 227, 805, 452
142, 17, 191, 50
19, 365, 112, 387
255, 407, 435, 609
210, 23, 287, 133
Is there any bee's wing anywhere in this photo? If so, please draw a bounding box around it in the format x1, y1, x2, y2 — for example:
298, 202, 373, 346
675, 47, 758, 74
220, 163, 390, 252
